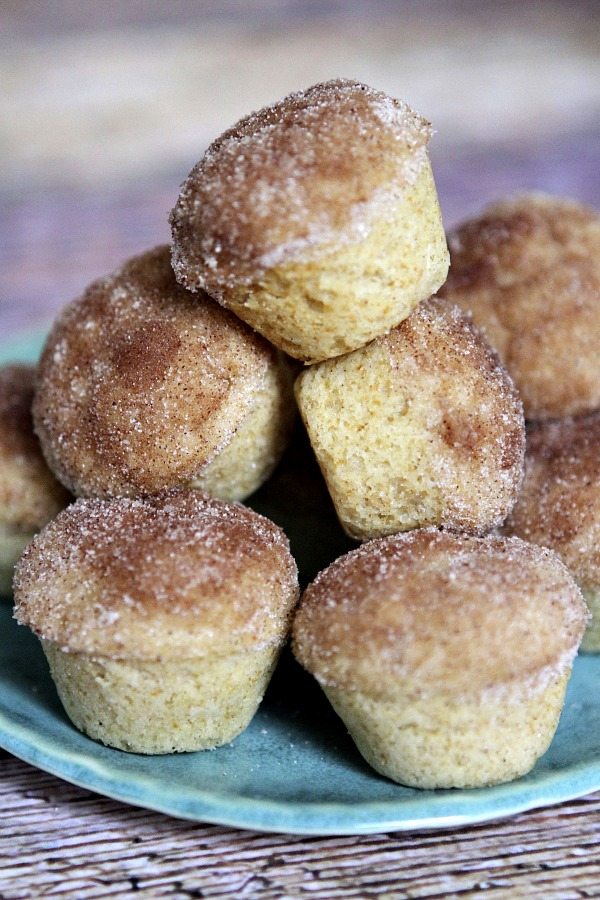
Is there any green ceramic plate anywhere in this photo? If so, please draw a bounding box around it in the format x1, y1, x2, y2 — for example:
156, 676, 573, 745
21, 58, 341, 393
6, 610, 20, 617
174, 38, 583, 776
0, 329, 599, 835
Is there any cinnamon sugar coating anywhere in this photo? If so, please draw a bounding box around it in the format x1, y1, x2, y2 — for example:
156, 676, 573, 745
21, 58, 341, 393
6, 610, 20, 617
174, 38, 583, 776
14, 491, 299, 660
504, 413, 600, 603
33, 246, 292, 498
293, 529, 587, 702
171, 78, 432, 296
438, 193, 600, 420
0, 365, 69, 533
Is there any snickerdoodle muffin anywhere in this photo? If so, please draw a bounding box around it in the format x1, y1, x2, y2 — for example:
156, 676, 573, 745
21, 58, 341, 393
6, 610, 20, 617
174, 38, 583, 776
170, 78, 449, 363
504, 413, 600, 652
295, 298, 525, 540
438, 194, 600, 420
14, 491, 299, 753
33, 246, 294, 500
0, 365, 69, 595
293, 529, 587, 789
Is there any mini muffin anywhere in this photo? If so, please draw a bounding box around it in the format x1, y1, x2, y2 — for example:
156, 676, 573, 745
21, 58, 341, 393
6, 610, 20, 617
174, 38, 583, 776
503, 413, 600, 652
438, 193, 600, 420
170, 78, 449, 363
295, 298, 525, 540
0, 365, 70, 595
33, 246, 294, 500
293, 529, 587, 789
14, 491, 299, 753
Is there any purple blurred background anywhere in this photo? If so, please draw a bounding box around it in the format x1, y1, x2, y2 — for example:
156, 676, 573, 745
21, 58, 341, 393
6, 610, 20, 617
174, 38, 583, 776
1, 0, 599, 336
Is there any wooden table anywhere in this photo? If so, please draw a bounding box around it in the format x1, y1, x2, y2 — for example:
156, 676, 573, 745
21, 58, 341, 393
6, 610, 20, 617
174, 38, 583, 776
2, 3, 600, 896
2, 749, 599, 897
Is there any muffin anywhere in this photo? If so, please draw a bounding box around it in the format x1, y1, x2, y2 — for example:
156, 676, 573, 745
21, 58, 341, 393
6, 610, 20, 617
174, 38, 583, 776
293, 529, 588, 789
33, 246, 294, 500
0, 365, 70, 595
503, 413, 600, 652
438, 193, 600, 420
295, 298, 525, 540
170, 78, 449, 363
14, 491, 299, 753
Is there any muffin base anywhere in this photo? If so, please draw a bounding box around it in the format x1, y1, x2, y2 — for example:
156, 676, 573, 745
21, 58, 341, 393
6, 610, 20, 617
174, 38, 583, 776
324, 676, 569, 789
296, 337, 445, 540
581, 589, 600, 652
43, 640, 280, 754
223, 159, 449, 363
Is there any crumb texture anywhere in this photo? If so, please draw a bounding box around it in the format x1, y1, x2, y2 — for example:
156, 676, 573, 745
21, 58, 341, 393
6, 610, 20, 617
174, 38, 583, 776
325, 675, 568, 788
439, 193, 600, 420
581, 589, 600, 652
220, 161, 448, 362
14, 491, 299, 659
295, 298, 525, 538
43, 640, 279, 754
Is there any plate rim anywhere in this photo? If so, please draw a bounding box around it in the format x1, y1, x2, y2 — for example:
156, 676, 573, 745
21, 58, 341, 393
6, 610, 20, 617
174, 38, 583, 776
1, 658, 600, 835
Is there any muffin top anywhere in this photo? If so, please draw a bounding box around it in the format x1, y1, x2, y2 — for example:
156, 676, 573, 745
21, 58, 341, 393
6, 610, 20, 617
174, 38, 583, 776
14, 491, 299, 660
33, 246, 277, 498
170, 78, 432, 297
293, 529, 587, 702
504, 413, 600, 591
0, 364, 69, 532
438, 193, 600, 420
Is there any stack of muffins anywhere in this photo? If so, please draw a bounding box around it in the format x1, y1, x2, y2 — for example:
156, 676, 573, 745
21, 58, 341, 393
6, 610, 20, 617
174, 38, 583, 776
6, 79, 599, 788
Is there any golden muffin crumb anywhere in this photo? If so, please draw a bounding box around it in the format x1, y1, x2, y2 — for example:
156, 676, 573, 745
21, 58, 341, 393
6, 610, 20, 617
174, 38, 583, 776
295, 298, 525, 540
438, 193, 600, 420
33, 246, 293, 499
41, 640, 281, 754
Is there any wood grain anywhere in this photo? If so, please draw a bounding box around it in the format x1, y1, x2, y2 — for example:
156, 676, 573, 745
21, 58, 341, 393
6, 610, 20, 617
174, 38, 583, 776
1, 752, 599, 898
